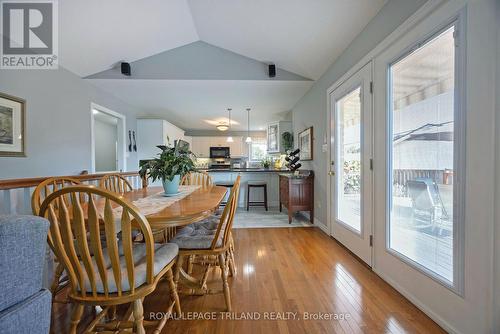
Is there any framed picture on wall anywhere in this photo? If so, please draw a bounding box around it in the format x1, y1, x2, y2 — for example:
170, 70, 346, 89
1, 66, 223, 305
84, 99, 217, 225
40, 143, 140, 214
0, 92, 25, 157
298, 126, 313, 161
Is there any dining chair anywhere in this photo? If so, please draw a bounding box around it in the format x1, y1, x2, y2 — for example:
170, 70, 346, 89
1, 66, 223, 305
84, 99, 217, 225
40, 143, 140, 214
171, 176, 240, 311
38, 185, 180, 334
180, 171, 213, 187
100, 173, 133, 193
180, 171, 214, 271
32, 177, 82, 216
31, 177, 82, 295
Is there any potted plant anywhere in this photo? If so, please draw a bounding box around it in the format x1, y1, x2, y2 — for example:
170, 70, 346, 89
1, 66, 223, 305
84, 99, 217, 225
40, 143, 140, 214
260, 156, 274, 169
139, 142, 195, 195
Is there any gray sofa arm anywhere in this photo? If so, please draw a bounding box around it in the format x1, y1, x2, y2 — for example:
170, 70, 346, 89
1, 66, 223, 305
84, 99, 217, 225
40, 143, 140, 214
0, 215, 50, 311
0, 289, 51, 334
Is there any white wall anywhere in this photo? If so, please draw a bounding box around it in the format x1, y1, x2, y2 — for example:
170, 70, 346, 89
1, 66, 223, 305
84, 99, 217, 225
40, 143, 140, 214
0, 67, 140, 178
494, 0, 500, 331
94, 119, 117, 172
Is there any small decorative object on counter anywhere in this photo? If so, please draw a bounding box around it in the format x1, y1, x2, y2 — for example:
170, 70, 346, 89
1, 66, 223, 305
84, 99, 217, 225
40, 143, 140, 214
260, 156, 274, 169
285, 148, 302, 172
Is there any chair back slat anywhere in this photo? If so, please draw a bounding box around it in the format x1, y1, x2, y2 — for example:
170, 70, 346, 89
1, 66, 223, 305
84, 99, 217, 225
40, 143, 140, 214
47, 205, 79, 294
56, 197, 86, 295
31, 177, 81, 215
87, 195, 109, 296
211, 176, 240, 249
71, 193, 97, 296
121, 209, 135, 293
103, 198, 122, 296
100, 174, 133, 194
39, 185, 155, 302
181, 172, 213, 187
223, 180, 240, 244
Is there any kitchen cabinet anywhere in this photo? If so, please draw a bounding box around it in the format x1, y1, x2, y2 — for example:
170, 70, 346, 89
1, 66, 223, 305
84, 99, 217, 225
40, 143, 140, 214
229, 137, 245, 157
191, 136, 210, 158
267, 121, 292, 153
279, 173, 314, 223
136, 119, 186, 161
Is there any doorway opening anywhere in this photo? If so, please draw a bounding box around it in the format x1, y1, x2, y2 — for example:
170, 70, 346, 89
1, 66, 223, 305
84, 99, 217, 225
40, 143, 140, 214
90, 103, 126, 173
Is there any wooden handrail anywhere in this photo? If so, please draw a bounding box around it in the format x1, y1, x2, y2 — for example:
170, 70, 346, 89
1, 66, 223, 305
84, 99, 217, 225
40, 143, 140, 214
0, 171, 141, 190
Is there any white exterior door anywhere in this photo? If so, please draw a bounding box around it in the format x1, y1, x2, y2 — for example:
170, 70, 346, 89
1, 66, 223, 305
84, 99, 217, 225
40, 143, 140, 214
329, 62, 373, 266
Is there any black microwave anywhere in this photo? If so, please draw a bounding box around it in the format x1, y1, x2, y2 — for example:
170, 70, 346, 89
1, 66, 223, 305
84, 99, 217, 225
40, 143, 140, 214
210, 146, 230, 158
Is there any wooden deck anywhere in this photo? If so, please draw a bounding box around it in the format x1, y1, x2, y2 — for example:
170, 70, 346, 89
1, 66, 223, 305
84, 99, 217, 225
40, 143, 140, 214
51, 228, 445, 334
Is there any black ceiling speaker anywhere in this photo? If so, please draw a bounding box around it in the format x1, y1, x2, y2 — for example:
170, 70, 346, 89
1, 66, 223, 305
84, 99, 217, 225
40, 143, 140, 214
268, 64, 276, 78
121, 62, 131, 76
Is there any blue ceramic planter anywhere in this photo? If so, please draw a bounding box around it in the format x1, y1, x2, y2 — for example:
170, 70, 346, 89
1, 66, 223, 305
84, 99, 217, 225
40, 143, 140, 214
162, 175, 180, 195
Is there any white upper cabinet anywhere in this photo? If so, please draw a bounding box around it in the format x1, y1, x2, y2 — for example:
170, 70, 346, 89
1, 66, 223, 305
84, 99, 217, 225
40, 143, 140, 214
229, 137, 244, 157
267, 121, 292, 153
191, 136, 210, 158
136, 119, 186, 161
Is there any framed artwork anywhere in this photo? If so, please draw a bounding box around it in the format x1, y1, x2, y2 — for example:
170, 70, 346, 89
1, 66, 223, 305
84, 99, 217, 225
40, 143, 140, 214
0, 92, 25, 157
298, 126, 313, 161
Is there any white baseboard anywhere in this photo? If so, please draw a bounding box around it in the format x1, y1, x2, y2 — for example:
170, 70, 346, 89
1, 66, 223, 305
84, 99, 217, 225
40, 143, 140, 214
373, 268, 460, 334
314, 218, 329, 235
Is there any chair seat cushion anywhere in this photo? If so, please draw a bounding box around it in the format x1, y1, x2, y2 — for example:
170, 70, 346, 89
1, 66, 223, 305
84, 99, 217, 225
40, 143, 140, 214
170, 226, 222, 250
192, 215, 220, 232
179, 216, 220, 236
81, 242, 178, 293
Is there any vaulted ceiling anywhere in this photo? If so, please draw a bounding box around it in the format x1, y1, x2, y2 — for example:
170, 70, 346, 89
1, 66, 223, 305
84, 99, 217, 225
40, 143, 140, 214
58, 0, 387, 130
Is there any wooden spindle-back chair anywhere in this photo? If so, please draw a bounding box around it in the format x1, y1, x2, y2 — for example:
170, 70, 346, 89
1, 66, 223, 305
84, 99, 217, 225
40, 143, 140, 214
31, 177, 82, 295
180, 171, 213, 187
172, 176, 240, 311
99, 173, 133, 194
39, 185, 180, 334
31, 177, 81, 216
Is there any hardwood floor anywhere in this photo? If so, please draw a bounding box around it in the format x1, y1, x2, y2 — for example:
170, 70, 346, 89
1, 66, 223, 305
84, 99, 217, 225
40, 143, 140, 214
51, 228, 445, 334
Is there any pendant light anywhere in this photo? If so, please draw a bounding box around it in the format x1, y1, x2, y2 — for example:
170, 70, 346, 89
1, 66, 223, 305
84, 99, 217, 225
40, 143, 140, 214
226, 108, 234, 142
245, 108, 252, 143
216, 123, 229, 131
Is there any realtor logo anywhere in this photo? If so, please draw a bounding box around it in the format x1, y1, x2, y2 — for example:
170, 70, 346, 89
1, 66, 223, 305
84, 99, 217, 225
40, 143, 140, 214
1, 0, 58, 69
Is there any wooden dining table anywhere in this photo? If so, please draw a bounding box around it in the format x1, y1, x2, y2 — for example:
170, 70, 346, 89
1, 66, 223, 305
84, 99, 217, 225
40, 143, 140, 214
121, 185, 228, 231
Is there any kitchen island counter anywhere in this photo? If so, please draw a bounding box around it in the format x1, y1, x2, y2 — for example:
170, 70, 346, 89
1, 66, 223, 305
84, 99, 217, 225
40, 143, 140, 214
199, 168, 293, 173
199, 169, 300, 208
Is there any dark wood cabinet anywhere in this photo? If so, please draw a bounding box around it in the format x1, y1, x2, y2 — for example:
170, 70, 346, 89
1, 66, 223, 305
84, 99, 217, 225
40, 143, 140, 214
279, 172, 314, 224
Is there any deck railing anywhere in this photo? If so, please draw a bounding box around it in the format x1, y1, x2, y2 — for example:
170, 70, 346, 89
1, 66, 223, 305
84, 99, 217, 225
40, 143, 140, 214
0, 171, 145, 215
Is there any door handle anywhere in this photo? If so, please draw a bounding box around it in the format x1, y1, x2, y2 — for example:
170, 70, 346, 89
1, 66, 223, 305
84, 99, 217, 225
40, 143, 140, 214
328, 171, 335, 176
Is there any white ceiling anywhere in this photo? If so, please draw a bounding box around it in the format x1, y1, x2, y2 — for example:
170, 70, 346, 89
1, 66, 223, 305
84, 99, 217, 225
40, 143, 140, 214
59, 0, 199, 77
187, 0, 386, 80
60, 0, 386, 79
58, 0, 387, 130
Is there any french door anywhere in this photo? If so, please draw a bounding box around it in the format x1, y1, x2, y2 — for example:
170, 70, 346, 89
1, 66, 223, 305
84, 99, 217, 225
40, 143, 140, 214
329, 62, 373, 266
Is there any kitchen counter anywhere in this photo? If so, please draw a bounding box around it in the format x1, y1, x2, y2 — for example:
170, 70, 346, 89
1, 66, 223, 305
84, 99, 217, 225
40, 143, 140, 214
196, 169, 302, 208
199, 168, 293, 173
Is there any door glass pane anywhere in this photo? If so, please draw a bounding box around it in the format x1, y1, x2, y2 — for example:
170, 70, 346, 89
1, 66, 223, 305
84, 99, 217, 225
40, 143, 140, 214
389, 27, 455, 283
336, 86, 362, 232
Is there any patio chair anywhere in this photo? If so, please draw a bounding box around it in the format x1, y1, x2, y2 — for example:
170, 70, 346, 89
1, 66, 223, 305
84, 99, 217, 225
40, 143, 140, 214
407, 179, 448, 229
